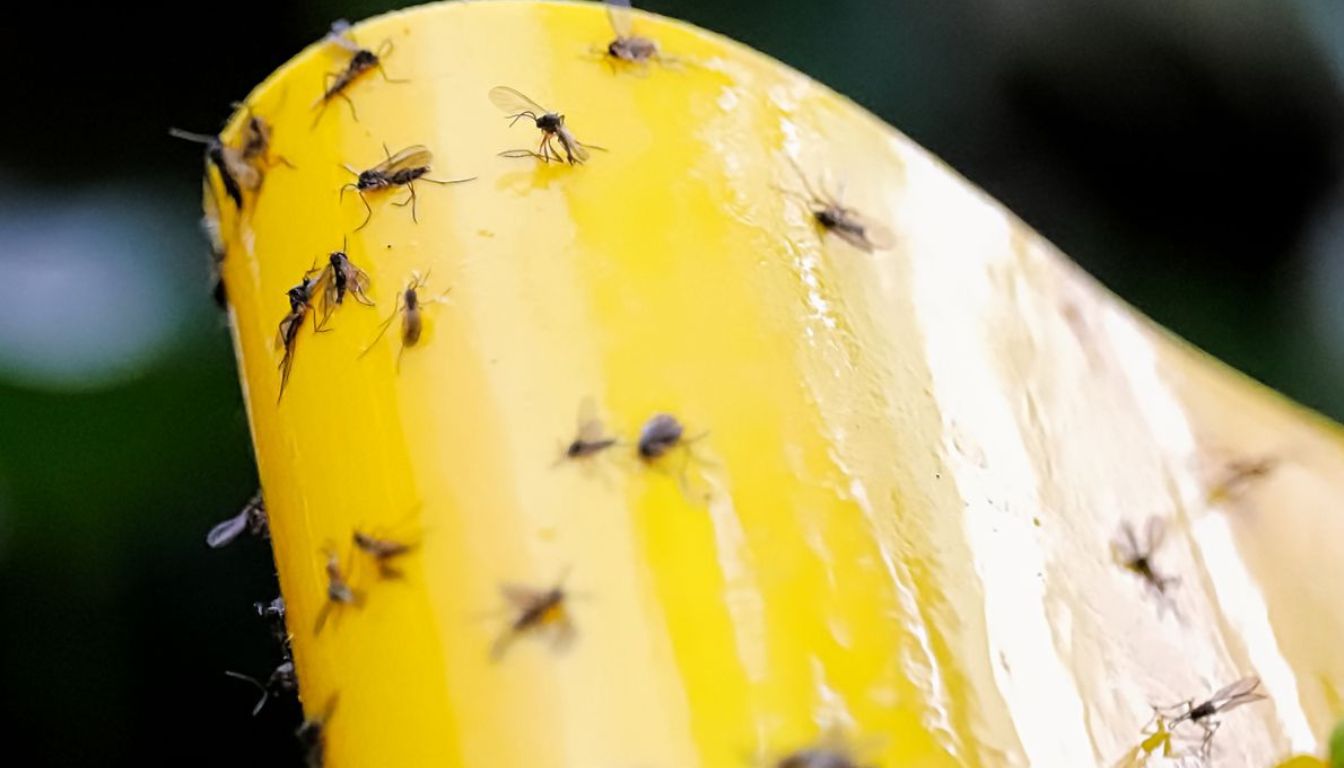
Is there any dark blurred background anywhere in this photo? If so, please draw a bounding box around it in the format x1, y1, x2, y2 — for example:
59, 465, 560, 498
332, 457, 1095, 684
1, 0, 1341, 764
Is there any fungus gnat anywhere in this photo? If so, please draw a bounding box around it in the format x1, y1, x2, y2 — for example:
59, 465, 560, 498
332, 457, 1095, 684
224, 661, 297, 716
169, 128, 257, 210
490, 86, 605, 165
779, 159, 894, 253
276, 268, 322, 402
352, 530, 416, 580
361, 271, 449, 370
340, 145, 474, 231
638, 412, 694, 461
1158, 677, 1266, 756
1209, 455, 1278, 502
314, 238, 373, 330
296, 694, 338, 768
490, 573, 576, 660
1112, 517, 1179, 597
602, 0, 661, 65
313, 20, 404, 125
255, 595, 290, 649
171, 108, 288, 211
314, 547, 362, 636
234, 105, 294, 171
205, 490, 267, 549
557, 398, 619, 464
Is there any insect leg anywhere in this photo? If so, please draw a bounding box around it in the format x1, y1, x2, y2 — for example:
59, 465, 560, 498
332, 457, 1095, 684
337, 90, 360, 122
353, 191, 373, 232
377, 62, 408, 85
360, 295, 404, 358
390, 182, 419, 223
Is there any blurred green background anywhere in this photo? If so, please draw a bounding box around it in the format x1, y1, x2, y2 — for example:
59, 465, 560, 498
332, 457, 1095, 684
1, 0, 1341, 765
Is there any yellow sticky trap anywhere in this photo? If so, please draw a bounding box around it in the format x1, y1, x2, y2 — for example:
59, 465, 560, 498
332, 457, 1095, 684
207, 1, 1344, 766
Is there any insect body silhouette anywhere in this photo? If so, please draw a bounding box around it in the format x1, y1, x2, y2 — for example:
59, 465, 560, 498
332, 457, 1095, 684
314, 548, 362, 635
170, 128, 257, 210
205, 490, 267, 548
602, 0, 661, 65
490, 86, 604, 165
1159, 677, 1266, 756
491, 575, 576, 660
780, 159, 893, 253
638, 412, 694, 461
224, 661, 297, 716
1113, 517, 1180, 597
340, 145, 474, 230
313, 20, 404, 124
234, 106, 294, 172
296, 694, 338, 768
1208, 455, 1278, 502
557, 398, 619, 464
276, 268, 323, 402
171, 109, 288, 211
352, 529, 416, 580
314, 238, 373, 330
361, 271, 449, 370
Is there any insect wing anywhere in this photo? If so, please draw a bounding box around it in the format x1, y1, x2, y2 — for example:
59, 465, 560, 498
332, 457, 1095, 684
841, 209, 895, 251
500, 584, 543, 610
1114, 521, 1140, 562
346, 264, 373, 305
1143, 516, 1167, 553
377, 145, 433, 175
1207, 677, 1265, 714
563, 132, 591, 164
324, 19, 362, 53
277, 311, 302, 350
201, 179, 225, 256
489, 86, 549, 116
606, 0, 635, 39
206, 510, 251, 548
574, 397, 607, 442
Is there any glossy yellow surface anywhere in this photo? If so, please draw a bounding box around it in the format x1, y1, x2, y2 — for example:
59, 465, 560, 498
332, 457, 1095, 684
210, 1, 1344, 766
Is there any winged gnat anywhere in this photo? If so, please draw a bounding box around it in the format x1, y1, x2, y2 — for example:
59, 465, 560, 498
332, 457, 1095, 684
556, 398, 619, 464
339, 145, 474, 230
637, 413, 687, 460
170, 128, 258, 210
314, 238, 373, 329
490, 571, 576, 660
602, 0, 661, 64
490, 86, 605, 165
312, 20, 405, 125
314, 547, 362, 636
1159, 677, 1267, 756
276, 268, 322, 403
205, 490, 267, 548
361, 271, 450, 370
352, 529, 417, 580
224, 660, 297, 716
779, 158, 893, 253
1112, 516, 1179, 596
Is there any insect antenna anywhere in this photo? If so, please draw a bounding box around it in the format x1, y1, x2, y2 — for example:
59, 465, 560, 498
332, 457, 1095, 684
223, 670, 271, 716
168, 128, 218, 146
